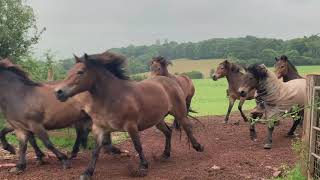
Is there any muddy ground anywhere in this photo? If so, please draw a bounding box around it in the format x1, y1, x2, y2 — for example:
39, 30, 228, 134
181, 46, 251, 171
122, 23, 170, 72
0, 113, 299, 180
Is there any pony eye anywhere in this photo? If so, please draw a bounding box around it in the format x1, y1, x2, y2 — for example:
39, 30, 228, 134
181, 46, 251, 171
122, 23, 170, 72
281, 66, 285, 68
77, 71, 84, 75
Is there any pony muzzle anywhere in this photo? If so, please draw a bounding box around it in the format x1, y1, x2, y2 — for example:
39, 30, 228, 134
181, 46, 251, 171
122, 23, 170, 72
212, 74, 218, 81
55, 89, 69, 102
239, 90, 247, 97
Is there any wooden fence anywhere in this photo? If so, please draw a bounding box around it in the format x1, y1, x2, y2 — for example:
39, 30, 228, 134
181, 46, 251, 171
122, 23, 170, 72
303, 74, 320, 180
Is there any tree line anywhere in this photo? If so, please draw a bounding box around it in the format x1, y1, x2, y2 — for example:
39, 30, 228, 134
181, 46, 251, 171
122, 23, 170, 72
109, 35, 320, 74
1, 0, 320, 80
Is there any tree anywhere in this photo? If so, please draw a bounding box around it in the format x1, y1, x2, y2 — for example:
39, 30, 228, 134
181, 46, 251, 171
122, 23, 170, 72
0, 0, 44, 60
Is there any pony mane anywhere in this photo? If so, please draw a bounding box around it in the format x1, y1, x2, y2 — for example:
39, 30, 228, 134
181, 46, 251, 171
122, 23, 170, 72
246, 64, 268, 80
0, 58, 41, 86
221, 60, 244, 73
151, 56, 172, 67
84, 51, 129, 80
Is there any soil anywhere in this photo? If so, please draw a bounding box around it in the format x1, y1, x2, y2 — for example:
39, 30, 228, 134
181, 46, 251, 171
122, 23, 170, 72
0, 113, 299, 180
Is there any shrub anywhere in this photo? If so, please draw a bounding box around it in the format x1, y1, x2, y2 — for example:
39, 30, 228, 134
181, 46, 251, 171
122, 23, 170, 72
181, 71, 203, 79
131, 74, 148, 81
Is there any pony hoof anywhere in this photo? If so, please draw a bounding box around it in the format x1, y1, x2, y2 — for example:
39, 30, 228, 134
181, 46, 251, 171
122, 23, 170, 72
286, 133, 297, 138
233, 121, 240, 126
4, 145, 16, 155
9, 167, 24, 175
69, 153, 77, 159
161, 153, 170, 160
132, 168, 148, 177
62, 159, 71, 169
194, 144, 204, 152
263, 143, 272, 149
79, 174, 91, 180
36, 160, 47, 166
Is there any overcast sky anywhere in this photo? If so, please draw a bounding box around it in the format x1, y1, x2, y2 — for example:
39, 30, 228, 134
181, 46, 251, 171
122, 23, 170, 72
27, 0, 320, 58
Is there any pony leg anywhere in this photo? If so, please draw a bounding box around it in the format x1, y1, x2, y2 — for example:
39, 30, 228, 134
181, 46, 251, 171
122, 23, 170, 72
287, 110, 303, 137
238, 98, 248, 122
155, 121, 172, 159
126, 125, 148, 177
249, 124, 257, 141
224, 98, 235, 123
32, 126, 70, 169
10, 130, 29, 174
70, 127, 83, 159
80, 126, 106, 180
103, 132, 122, 155
0, 127, 16, 154
28, 133, 46, 165
179, 117, 204, 152
264, 126, 274, 149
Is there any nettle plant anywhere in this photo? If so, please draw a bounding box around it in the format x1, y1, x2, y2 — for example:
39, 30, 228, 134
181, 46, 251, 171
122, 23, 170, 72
249, 96, 320, 128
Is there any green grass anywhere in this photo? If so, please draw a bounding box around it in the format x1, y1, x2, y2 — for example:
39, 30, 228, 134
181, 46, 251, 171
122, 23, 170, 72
273, 164, 306, 180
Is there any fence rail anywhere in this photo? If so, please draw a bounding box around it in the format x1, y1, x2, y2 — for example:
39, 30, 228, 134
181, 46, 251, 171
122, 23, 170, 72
303, 74, 320, 180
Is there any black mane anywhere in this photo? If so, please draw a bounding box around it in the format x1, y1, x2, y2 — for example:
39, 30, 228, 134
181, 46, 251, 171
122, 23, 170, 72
151, 56, 172, 67
246, 64, 268, 80
84, 51, 130, 80
0, 59, 41, 86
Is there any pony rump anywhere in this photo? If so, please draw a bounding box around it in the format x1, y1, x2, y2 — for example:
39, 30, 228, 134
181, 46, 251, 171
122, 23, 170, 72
0, 58, 41, 86
82, 51, 130, 80
151, 56, 172, 67
247, 64, 268, 80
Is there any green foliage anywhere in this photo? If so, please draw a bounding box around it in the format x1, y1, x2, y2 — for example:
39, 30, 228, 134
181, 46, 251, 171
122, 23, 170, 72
0, 0, 44, 60
107, 35, 320, 74
181, 71, 203, 79
131, 74, 148, 81
274, 164, 306, 180
18, 54, 66, 82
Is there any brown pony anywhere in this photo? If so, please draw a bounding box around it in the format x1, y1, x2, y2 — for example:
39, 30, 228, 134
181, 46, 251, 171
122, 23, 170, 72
274, 55, 303, 82
0, 59, 122, 174
212, 60, 255, 123
54, 51, 204, 179
0, 80, 91, 159
150, 56, 196, 129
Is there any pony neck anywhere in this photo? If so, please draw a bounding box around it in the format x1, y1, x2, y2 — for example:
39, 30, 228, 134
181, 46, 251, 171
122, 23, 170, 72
257, 71, 283, 103
0, 71, 37, 110
283, 66, 302, 82
161, 67, 170, 76
90, 69, 128, 101
226, 70, 243, 90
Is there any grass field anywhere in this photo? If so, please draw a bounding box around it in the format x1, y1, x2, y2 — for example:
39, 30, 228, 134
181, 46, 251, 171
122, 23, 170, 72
168, 58, 223, 78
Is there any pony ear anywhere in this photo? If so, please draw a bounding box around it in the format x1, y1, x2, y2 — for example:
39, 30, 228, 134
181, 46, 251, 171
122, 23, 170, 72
275, 57, 279, 61
258, 64, 268, 74
84, 53, 89, 60
73, 54, 81, 63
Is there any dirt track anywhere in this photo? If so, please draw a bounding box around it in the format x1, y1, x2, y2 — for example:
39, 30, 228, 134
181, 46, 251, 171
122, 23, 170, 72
0, 113, 299, 180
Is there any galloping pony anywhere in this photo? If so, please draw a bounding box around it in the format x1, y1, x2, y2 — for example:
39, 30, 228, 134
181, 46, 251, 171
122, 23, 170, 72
238, 64, 306, 149
150, 56, 196, 129
0, 59, 122, 174
54, 51, 204, 179
212, 60, 255, 123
